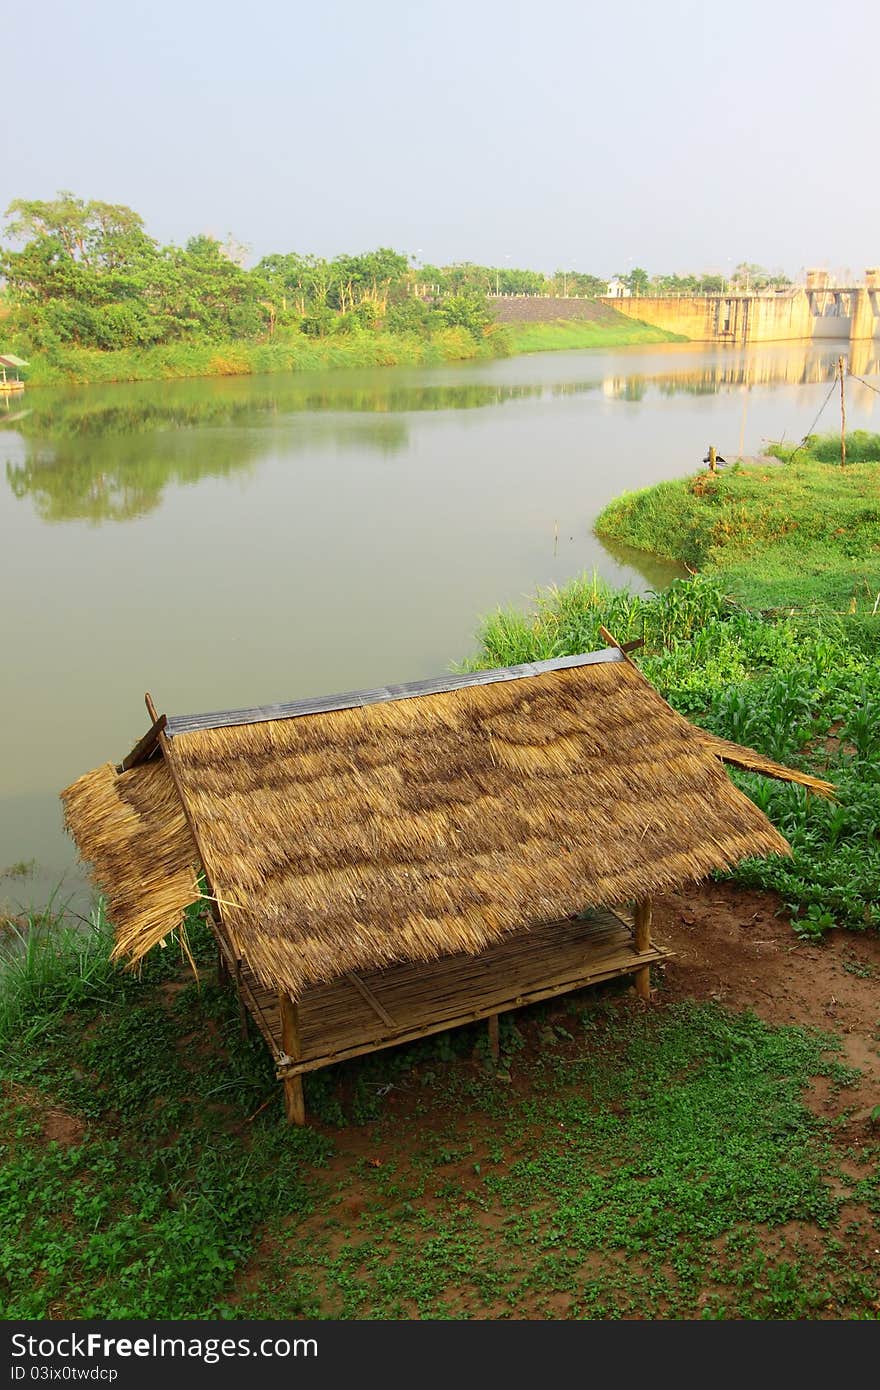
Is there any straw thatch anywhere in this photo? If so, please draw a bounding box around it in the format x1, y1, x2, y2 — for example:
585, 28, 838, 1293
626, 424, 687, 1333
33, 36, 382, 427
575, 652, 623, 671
697, 731, 835, 797
61, 759, 199, 962
60, 656, 803, 1001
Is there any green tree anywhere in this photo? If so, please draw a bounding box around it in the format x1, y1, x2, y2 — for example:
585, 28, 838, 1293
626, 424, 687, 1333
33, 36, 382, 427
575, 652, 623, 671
432, 291, 490, 337
618, 266, 650, 296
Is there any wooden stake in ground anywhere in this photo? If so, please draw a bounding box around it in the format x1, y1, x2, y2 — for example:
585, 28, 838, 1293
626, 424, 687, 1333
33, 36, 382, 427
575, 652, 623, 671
839, 356, 847, 467
708, 445, 717, 473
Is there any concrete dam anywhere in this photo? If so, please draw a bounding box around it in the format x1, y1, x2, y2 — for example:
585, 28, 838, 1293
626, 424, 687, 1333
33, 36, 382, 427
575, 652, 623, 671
601, 269, 880, 345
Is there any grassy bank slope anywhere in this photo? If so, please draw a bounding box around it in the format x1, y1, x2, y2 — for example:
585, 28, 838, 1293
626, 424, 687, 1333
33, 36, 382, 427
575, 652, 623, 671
596, 442, 880, 612
18, 315, 684, 389
503, 317, 684, 353
20, 326, 499, 388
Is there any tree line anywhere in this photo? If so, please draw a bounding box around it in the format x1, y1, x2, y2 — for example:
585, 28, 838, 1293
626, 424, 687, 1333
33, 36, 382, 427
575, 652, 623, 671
0, 193, 499, 351
615, 263, 793, 297
0, 193, 795, 355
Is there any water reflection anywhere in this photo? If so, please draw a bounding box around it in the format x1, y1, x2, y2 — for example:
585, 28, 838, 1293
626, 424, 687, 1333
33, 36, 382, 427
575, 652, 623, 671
2, 376, 553, 439
4, 418, 416, 523
597, 537, 688, 589
0, 378, 556, 521
600, 341, 880, 400
5, 341, 877, 524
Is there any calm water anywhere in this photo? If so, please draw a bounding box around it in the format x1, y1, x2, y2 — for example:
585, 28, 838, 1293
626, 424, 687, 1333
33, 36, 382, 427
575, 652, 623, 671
2, 338, 879, 910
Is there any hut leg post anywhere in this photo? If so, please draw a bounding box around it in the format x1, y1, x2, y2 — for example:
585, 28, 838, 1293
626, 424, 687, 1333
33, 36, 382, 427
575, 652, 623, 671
634, 898, 653, 1001
279, 991, 307, 1126
234, 961, 249, 1040
487, 1013, 500, 1064
217, 942, 229, 986
283, 1074, 306, 1127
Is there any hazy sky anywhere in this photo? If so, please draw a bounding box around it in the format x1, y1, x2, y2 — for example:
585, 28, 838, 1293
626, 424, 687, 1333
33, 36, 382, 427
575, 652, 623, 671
3, 0, 877, 276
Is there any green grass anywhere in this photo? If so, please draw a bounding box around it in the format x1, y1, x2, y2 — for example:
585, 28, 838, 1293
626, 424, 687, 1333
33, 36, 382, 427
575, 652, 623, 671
588, 447, 880, 928
503, 318, 684, 354
0, 903, 329, 1319
17, 314, 686, 388
0, 899, 118, 1048
20, 326, 499, 389
1, 904, 877, 1320
595, 446, 880, 612
237, 999, 867, 1320
768, 429, 880, 466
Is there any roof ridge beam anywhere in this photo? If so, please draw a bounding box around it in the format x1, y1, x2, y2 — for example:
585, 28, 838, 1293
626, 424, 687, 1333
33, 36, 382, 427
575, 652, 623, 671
163, 647, 626, 736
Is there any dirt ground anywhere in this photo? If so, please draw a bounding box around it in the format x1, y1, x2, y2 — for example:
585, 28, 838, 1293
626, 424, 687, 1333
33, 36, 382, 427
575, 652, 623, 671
654, 881, 880, 1125
229, 883, 880, 1318
10, 881, 877, 1318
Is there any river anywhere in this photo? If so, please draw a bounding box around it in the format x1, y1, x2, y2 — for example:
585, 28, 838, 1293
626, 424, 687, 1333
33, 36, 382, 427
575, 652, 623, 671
2, 337, 879, 911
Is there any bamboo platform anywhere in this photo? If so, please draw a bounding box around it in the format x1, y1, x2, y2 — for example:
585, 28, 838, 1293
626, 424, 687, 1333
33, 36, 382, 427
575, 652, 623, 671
221, 907, 670, 1082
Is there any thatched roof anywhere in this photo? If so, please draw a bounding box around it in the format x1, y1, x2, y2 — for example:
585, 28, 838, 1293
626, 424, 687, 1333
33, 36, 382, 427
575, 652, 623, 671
695, 730, 835, 794
62, 757, 199, 964
62, 649, 825, 1001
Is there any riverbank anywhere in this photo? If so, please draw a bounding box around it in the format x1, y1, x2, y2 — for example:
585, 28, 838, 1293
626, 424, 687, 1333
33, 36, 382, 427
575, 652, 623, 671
18, 326, 499, 388
14, 312, 682, 389
595, 438, 880, 611
502, 317, 683, 353
4, 445, 880, 1319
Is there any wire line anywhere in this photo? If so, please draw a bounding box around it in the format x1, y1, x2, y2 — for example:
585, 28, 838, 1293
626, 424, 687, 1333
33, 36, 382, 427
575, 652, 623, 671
786, 377, 839, 461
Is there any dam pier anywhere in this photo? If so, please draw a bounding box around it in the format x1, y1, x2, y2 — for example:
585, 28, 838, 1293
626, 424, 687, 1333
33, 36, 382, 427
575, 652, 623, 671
601, 269, 880, 345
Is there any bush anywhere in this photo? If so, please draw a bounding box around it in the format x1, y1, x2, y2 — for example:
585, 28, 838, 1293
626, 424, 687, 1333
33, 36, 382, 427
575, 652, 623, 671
385, 297, 433, 338
432, 291, 491, 338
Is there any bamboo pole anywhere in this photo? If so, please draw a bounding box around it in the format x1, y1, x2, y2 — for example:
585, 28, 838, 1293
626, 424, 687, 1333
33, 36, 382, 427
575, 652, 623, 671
279, 991, 306, 1125
839, 356, 847, 467
235, 961, 250, 1040
633, 898, 653, 1001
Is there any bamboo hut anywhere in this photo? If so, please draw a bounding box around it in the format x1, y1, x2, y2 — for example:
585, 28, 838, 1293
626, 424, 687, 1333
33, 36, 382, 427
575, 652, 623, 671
0, 354, 28, 394
61, 638, 833, 1123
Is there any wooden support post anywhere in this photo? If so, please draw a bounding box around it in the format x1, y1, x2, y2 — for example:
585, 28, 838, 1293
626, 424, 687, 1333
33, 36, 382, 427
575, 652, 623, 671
487, 1012, 500, 1064
217, 942, 229, 986
633, 898, 653, 1001
234, 961, 249, 1040
708, 444, 717, 473
839, 356, 847, 467
279, 991, 306, 1126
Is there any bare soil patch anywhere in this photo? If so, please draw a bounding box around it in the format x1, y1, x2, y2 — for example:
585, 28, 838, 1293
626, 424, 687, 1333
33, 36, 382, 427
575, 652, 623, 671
655, 881, 880, 1111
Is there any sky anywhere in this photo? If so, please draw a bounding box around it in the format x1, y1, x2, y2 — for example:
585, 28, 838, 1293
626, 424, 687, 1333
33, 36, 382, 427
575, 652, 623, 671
2, 0, 878, 277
